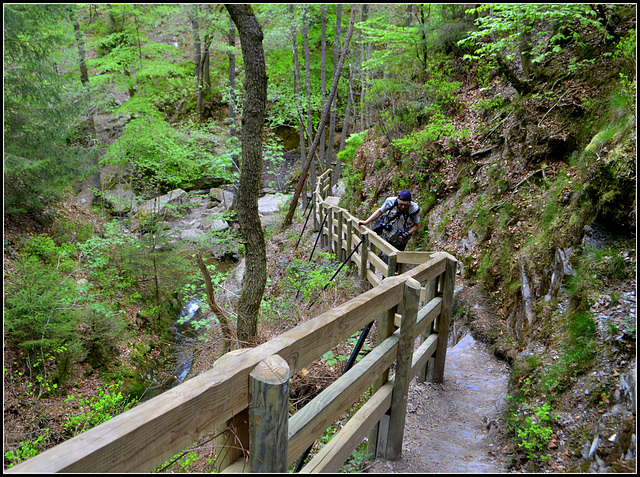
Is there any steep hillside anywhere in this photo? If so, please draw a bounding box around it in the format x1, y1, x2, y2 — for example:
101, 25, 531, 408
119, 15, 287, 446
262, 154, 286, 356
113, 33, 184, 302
341, 14, 636, 473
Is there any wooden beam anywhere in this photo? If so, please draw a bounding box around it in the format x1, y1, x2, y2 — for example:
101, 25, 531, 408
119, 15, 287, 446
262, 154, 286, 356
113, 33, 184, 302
287, 331, 399, 467
300, 382, 394, 473
385, 278, 420, 460
430, 256, 457, 383
249, 355, 290, 473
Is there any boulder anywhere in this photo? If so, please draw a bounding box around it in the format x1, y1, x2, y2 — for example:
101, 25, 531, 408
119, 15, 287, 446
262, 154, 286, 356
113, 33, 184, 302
130, 189, 189, 231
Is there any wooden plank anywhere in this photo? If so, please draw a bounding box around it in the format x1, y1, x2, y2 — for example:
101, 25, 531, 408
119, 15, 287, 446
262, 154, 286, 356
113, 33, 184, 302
300, 382, 394, 473
287, 332, 400, 466
403, 252, 448, 285
366, 269, 382, 287
336, 209, 344, 260
368, 252, 388, 277
414, 297, 442, 338
213, 350, 251, 472
430, 256, 457, 383
417, 278, 439, 382
409, 333, 439, 381
368, 231, 396, 255
359, 233, 369, 283
395, 251, 435, 265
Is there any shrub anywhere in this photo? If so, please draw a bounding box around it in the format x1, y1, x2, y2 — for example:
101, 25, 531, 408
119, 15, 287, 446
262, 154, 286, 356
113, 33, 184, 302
4, 257, 84, 382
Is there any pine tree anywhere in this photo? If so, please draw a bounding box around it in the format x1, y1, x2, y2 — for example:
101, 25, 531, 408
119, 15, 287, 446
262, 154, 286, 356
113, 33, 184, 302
4, 4, 88, 221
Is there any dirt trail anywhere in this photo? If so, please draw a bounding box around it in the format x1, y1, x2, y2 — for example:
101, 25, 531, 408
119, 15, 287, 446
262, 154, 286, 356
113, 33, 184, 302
368, 333, 510, 473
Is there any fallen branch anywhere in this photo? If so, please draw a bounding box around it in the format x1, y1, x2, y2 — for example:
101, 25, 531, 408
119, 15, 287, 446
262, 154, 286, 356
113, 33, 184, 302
538, 89, 570, 127
489, 168, 545, 212
196, 253, 236, 352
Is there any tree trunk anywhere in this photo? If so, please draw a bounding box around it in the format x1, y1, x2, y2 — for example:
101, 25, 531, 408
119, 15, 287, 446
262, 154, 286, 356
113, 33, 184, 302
329, 5, 341, 186
225, 4, 268, 344
69, 10, 100, 193
419, 4, 429, 73
282, 7, 356, 229
303, 5, 315, 196
228, 14, 240, 209
496, 54, 531, 96
336, 73, 354, 182
289, 4, 307, 208
191, 6, 203, 123
359, 5, 370, 129
320, 4, 327, 171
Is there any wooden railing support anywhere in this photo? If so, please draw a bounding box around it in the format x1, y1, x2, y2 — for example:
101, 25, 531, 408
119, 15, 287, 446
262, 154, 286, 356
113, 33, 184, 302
384, 277, 421, 460
429, 256, 457, 384
249, 355, 290, 473
387, 252, 398, 277
417, 277, 438, 383
368, 277, 399, 457
359, 232, 369, 285
336, 209, 344, 261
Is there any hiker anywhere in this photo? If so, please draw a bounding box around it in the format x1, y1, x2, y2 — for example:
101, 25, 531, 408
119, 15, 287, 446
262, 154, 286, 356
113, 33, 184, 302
357, 189, 420, 252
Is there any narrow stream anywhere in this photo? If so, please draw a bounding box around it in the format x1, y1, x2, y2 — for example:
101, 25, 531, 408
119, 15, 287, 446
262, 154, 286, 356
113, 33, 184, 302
171, 299, 202, 385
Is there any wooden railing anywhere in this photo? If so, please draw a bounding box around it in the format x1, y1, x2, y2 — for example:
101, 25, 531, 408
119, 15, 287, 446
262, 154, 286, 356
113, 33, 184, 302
8, 170, 457, 474
313, 169, 436, 285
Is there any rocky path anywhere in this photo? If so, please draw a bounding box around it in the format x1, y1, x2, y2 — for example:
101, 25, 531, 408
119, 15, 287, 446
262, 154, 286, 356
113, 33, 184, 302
368, 333, 510, 473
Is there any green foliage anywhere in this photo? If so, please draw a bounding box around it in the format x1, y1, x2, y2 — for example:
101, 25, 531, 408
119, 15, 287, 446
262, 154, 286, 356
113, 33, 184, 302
322, 350, 348, 367
510, 401, 554, 461
104, 112, 234, 191
4, 430, 50, 467
339, 131, 368, 204
337, 130, 367, 165
391, 112, 468, 156
4, 256, 84, 381
4, 4, 90, 220
286, 253, 338, 302
459, 4, 607, 67
64, 382, 133, 435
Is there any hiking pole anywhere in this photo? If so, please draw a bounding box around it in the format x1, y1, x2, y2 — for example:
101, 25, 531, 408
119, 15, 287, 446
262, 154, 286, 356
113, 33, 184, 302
294, 302, 373, 472
307, 237, 364, 310
295, 196, 313, 251
322, 237, 364, 291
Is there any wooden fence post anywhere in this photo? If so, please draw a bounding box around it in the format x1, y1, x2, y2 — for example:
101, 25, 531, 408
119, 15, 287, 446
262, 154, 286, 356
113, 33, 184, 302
385, 277, 420, 460
367, 278, 398, 457
387, 252, 397, 277
416, 277, 437, 383
345, 218, 353, 268
336, 209, 344, 261
249, 355, 290, 473
430, 255, 457, 384
312, 191, 318, 231
359, 232, 369, 285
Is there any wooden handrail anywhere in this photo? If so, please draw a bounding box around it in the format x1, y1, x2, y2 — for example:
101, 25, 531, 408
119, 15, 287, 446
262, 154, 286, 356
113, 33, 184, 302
8, 180, 456, 474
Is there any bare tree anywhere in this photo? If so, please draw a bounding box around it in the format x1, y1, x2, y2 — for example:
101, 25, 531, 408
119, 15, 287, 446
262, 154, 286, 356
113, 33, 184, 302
329, 5, 342, 186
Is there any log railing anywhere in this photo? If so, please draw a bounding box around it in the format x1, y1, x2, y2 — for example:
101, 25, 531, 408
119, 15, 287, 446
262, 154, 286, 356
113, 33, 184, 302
8, 170, 456, 474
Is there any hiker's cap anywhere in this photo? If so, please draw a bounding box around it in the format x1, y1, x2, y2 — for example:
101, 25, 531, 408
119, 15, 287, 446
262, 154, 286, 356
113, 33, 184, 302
398, 190, 412, 201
